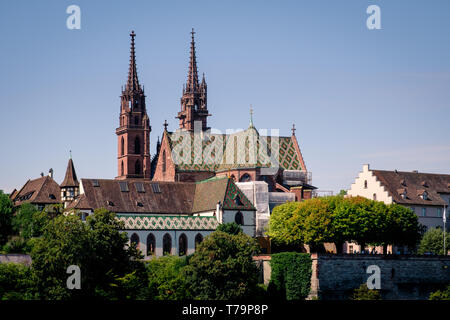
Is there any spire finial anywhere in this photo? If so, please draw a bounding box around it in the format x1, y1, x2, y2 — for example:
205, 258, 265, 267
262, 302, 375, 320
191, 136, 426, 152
69, 150, 72, 159
163, 120, 168, 131
292, 124, 296, 136
125, 30, 140, 92
249, 105, 254, 128
186, 28, 199, 93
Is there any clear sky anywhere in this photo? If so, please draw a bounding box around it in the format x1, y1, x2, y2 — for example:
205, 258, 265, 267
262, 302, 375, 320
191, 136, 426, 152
1, 0, 449, 194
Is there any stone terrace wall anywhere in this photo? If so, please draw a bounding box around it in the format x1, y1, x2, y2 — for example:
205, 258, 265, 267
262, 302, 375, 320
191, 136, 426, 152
0, 254, 32, 266
311, 254, 450, 300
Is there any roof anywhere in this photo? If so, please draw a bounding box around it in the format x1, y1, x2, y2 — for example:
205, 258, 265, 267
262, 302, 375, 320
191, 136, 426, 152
372, 170, 450, 206
12, 176, 61, 206
61, 158, 79, 188
164, 127, 306, 172
68, 177, 255, 214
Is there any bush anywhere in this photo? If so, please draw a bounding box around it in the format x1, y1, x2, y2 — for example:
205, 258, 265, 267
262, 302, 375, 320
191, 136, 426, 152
268, 252, 312, 300
0, 263, 38, 300
0, 191, 13, 246
351, 284, 381, 300
429, 284, 450, 300
216, 222, 242, 235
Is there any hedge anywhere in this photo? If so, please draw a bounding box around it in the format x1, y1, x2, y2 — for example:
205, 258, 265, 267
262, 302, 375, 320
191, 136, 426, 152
268, 252, 312, 300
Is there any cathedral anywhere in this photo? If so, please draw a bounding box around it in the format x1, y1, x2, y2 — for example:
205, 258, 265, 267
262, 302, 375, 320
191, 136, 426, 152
10, 30, 315, 257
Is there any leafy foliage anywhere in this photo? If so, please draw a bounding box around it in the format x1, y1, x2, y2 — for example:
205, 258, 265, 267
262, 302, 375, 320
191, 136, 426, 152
0, 191, 13, 245
429, 284, 450, 300
30, 208, 147, 300
268, 252, 312, 300
418, 227, 450, 255
351, 283, 381, 300
0, 263, 38, 300
216, 222, 242, 235
184, 230, 260, 300
146, 255, 191, 300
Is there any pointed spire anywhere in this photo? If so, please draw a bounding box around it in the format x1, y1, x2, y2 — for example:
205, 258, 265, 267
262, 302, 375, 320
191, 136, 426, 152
61, 156, 79, 188
186, 28, 199, 93
125, 30, 140, 92
249, 105, 254, 128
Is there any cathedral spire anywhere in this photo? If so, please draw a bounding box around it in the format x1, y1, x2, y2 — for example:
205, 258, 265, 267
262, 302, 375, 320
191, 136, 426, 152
186, 28, 199, 93
125, 30, 140, 92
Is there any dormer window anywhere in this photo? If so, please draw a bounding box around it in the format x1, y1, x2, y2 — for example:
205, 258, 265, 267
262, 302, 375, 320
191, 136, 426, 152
421, 191, 428, 200
234, 195, 244, 206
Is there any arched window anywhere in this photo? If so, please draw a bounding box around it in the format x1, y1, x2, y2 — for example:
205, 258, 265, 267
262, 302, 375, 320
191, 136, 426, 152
121, 161, 124, 176
163, 233, 172, 255
121, 137, 125, 156
364, 180, 368, 189
195, 233, 203, 250
240, 173, 251, 182
134, 136, 141, 154
146, 233, 155, 256
179, 233, 187, 256
130, 233, 140, 250
235, 211, 244, 225
162, 150, 166, 172
135, 160, 141, 175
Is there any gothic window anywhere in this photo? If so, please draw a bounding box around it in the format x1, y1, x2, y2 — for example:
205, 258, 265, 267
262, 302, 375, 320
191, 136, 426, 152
163, 233, 172, 255
179, 233, 187, 256
135, 136, 141, 154
135, 160, 141, 175
121, 137, 125, 156
121, 161, 124, 176
162, 150, 166, 173
195, 233, 203, 250
146, 233, 155, 256
235, 211, 244, 225
130, 233, 139, 250
239, 173, 251, 182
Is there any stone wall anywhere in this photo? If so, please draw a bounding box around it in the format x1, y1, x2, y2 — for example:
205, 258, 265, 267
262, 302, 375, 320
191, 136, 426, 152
0, 254, 32, 266
311, 253, 450, 300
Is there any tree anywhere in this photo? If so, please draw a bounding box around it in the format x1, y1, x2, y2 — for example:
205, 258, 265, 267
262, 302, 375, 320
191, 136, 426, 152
384, 204, 423, 251
184, 230, 260, 300
216, 222, 242, 235
0, 191, 13, 245
30, 208, 147, 299
146, 256, 191, 300
418, 227, 449, 255
299, 198, 334, 251
429, 284, 450, 300
267, 202, 303, 247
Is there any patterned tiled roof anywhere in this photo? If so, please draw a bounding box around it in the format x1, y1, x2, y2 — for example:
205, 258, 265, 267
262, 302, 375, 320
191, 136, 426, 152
166, 127, 304, 172
116, 214, 219, 230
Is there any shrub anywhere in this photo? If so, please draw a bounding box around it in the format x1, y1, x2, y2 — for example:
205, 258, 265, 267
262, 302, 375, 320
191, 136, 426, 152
268, 252, 312, 300
418, 227, 450, 255
429, 284, 450, 300
351, 284, 381, 300
0, 263, 38, 300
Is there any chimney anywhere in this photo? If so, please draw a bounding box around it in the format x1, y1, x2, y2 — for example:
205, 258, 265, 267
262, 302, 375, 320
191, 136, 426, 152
40, 172, 44, 177
48, 168, 54, 178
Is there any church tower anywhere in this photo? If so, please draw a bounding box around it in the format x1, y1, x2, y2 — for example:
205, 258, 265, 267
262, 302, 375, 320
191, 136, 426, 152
61, 153, 79, 207
116, 31, 151, 179
177, 29, 210, 131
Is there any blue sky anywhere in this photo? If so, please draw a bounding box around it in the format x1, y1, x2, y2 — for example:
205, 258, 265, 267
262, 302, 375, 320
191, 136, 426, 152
1, 0, 449, 194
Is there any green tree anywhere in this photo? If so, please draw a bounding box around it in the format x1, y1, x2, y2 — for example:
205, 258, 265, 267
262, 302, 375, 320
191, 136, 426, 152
0, 190, 13, 245
418, 227, 449, 255
184, 230, 260, 299
267, 202, 303, 247
216, 222, 242, 235
146, 255, 191, 300
0, 263, 39, 300
30, 208, 147, 300
299, 198, 334, 251
351, 283, 381, 300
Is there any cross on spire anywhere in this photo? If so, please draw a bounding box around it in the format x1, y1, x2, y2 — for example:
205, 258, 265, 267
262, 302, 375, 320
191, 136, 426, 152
292, 124, 296, 136
163, 120, 168, 131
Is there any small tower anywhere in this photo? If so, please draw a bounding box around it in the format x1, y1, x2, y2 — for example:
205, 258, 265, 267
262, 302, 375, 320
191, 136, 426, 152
61, 152, 79, 207
177, 29, 210, 131
116, 31, 152, 179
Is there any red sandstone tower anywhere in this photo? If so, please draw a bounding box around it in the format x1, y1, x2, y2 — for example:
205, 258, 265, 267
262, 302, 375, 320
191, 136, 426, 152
177, 29, 210, 131
116, 31, 151, 179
